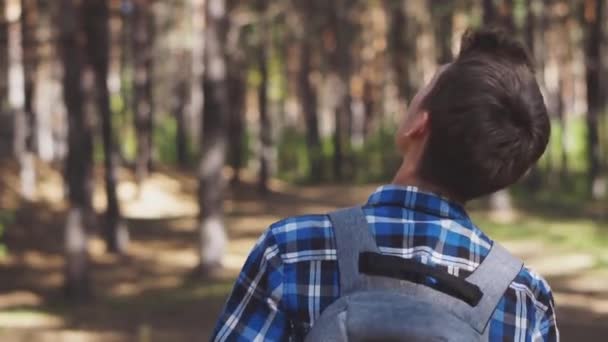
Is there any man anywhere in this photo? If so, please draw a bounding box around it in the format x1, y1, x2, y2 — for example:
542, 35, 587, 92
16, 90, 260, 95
212, 29, 558, 341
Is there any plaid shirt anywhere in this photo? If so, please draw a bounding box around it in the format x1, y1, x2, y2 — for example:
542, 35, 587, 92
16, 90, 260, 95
212, 185, 558, 341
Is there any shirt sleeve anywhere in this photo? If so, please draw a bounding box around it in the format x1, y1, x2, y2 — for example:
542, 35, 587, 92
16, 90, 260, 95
533, 287, 559, 342
211, 228, 288, 342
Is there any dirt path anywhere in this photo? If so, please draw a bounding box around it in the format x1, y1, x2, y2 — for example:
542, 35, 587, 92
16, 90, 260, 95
0, 166, 606, 341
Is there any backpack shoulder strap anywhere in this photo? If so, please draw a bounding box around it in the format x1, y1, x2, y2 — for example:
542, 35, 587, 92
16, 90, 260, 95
464, 241, 523, 333
329, 207, 522, 335
328, 206, 379, 295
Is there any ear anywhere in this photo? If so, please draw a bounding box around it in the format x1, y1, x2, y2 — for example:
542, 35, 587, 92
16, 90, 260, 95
395, 111, 430, 153
404, 111, 430, 138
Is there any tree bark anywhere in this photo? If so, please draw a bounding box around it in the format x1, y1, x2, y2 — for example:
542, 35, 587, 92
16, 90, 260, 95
0, 0, 7, 160
557, 76, 568, 177
297, 1, 322, 182
30, 1, 58, 162
583, 0, 604, 199
387, 1, 413, 104
173, 54, 190, 168
362, 80, 375, 137
525, 0, 535, 51
330, 0, 352, 181
483, 0, 497, 25
300, 42, 322, 182
198, 0, 229, 271
257, 0, 271, 193
484, 0, 515, 215
132, 0, 154, 184
226, 21, 247, 186
84, 0, 128, 254
59, 0, 94, 299
484, 0, 515, 31
6, 0, 35, 200
20, 0, 37, 199
227, 68, 245, 185
120, 1, 133, 147
431, 1, 454, 64
189, 0, 205, 151
500, 0, 515, 31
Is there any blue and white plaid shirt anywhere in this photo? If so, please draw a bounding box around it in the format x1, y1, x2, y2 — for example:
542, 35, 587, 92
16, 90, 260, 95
212, 185, 558, 341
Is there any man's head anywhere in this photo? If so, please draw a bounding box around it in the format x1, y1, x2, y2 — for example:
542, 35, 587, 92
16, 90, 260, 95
396, 28, 550, 202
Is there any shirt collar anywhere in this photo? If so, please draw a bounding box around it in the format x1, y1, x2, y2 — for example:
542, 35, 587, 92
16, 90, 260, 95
366, 184, 470, 221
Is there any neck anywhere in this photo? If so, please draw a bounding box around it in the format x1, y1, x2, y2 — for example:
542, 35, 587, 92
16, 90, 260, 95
391, 159, 465, 205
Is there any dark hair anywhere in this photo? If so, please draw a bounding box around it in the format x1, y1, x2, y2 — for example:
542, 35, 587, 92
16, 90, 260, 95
418, 28, 550, 201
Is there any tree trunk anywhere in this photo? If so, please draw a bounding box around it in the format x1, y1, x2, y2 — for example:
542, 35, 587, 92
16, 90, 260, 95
107, 0, 123, 159
226, 38, 246, 186
189, 0, 205, 152
120, 2, 133, 148
20, 0, 37, 199
522, 0, 545, 191
257, 0, 270, 193
330, 0, 352, 181
483, 0, 497, 25
484, 0, 515, 31
0, 0, 8, 159
31, 1, 58, 162
387, 1, 413, 104
542, 0, 562, 180
362, 80, 375, 137
132, 0, 154, 184
499, 0, 515, 31
84, 0, 128, 254
59, 0, 94, 299
298, 2, 322, 182
558, 76, 568, 177
584, 0, 604, 199
431, 1, 454, 64
198, 0, 229, 271
525, 0, 535, 51
6, 0, 35, 200
227, 69, 245, 185
349, 76, 366, 149
225, 0, 247, 186
173, 54, 190, 168
484, 0, 515, 216
295, 1, 324, 182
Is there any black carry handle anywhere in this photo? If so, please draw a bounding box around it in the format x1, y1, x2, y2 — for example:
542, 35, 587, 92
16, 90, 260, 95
359, 252, 483, 307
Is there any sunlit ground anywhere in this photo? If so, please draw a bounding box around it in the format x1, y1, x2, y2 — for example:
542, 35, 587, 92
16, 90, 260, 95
0, 161, 607, 341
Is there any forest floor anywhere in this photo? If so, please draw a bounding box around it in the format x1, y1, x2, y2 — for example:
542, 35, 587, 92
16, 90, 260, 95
0, 161, 608, 341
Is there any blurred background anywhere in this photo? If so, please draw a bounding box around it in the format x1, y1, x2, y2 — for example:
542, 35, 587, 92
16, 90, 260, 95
0, 0, 607, 341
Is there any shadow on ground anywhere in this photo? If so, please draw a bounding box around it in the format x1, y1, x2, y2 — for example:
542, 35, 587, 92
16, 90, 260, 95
0, 166, 607, 341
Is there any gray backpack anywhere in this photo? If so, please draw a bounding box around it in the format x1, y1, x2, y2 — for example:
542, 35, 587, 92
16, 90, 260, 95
305, 207, 523, 342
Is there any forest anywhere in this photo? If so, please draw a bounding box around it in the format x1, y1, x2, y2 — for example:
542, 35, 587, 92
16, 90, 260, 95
0, 0, 607, 340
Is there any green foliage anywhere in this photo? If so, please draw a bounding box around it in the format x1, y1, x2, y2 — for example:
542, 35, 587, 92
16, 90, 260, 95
539, 117, 590, 174
0, 211, 14, 259
121, 126, 138, 162
512, 172, 590, 210
152, 114, 199, 166
512, 0, 528, 30
110, 90, 138, 162
154, 115, 179, 164
276, 125, 401, 184
566, 117, 589, 173
468, 7, 483, 29
110, 92, 125, 118
351, 125, 401, 183
268, 41, 286, 102
277, 127, 310, 182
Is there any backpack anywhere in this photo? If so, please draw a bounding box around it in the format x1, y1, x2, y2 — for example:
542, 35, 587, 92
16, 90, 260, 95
305, 207, 523, 342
